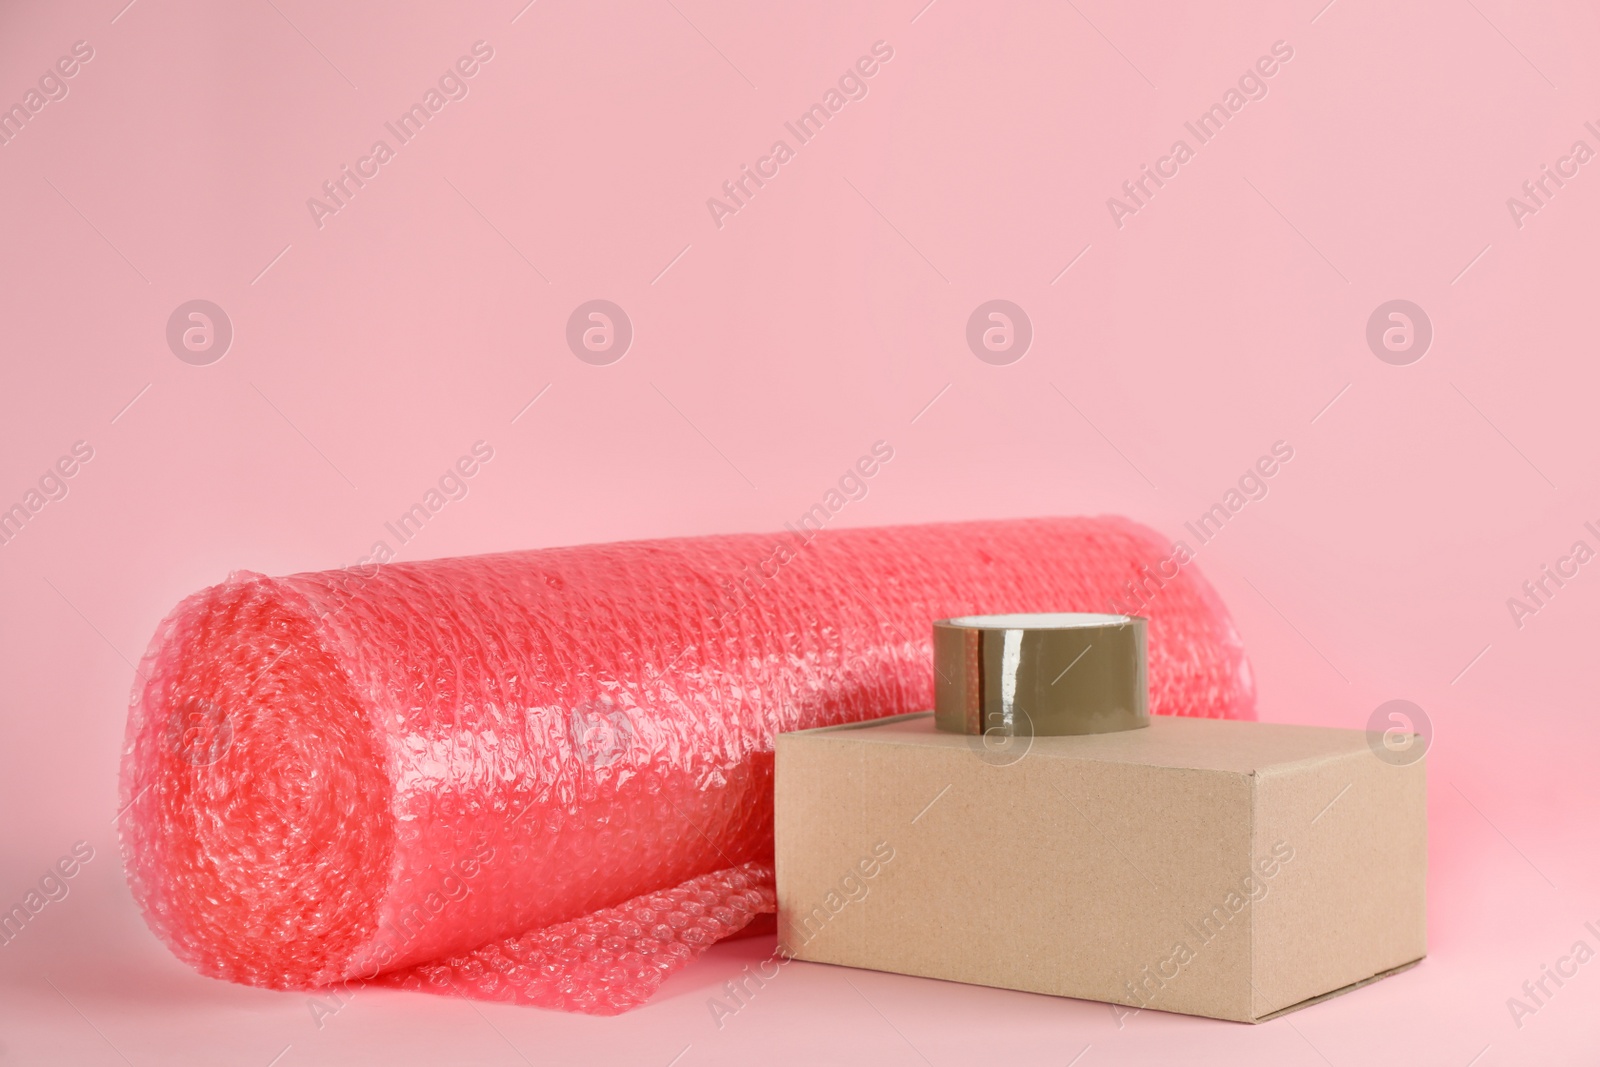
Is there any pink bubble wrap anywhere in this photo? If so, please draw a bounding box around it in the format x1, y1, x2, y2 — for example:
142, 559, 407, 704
119, 517, 1253, 1015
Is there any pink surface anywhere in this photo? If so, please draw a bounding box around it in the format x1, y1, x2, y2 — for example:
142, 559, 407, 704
0, 0, 1595, 1061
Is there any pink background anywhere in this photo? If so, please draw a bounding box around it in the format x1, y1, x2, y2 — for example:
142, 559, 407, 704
2, 0, 1596, 1062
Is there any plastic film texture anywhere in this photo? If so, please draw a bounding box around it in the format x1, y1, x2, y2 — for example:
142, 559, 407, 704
118, 517, 1255, 1014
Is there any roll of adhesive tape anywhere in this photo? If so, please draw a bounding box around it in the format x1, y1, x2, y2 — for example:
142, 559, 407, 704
933, 613, 1149, 737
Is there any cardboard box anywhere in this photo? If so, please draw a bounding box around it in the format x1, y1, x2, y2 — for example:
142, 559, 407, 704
774, 712, 1426, 1023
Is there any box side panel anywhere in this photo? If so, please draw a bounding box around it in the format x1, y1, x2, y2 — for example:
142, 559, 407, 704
776, 730, 1259, 1021
1251, 750, 1427, 1018
775, 733, 876, 956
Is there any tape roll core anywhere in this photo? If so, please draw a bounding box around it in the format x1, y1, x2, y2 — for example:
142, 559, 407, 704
932, 613, 1149, 737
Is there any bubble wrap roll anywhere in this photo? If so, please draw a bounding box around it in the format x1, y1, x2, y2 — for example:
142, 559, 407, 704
119, 517, 1254, 1014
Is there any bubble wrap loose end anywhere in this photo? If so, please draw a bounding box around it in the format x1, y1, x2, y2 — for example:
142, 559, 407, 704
119, 517, 1254, 1015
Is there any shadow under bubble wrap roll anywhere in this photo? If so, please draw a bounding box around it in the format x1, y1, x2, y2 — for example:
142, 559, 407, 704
118, 516, 1254, 1014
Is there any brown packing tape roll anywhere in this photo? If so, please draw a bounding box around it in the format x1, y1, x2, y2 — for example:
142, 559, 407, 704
933, 613, 1149, 737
